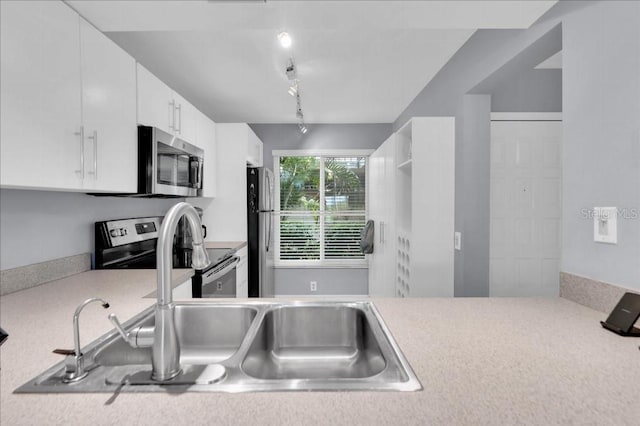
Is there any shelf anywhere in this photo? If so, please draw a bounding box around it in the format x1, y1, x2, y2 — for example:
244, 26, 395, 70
397, 159, 412, 172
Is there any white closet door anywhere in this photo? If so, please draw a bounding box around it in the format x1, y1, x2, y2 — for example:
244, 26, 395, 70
490, 118, 562, 297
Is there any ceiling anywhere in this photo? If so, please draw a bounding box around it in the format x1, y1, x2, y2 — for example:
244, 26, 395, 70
67, 1, 558, 124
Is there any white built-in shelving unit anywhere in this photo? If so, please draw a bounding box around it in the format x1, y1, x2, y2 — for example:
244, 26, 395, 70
368, 117, 455, 297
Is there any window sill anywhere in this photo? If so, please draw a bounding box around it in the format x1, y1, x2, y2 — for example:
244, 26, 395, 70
274, 262, 368, 269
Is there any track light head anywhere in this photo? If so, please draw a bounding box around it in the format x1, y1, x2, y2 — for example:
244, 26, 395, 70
286, 59, 297, 80
288, 82, 298, 97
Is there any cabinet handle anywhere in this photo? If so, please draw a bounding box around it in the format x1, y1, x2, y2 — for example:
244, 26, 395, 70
74, 126, 84, 179
169, 100, 176, 131
87, 130, 98, 179
380, 221, 385, 244
176, 104, 182, 134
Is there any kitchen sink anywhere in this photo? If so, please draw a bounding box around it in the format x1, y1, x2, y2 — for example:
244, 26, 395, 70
242, 305, 386, 380
16, 301, 421, 393
95, 304, 257, 366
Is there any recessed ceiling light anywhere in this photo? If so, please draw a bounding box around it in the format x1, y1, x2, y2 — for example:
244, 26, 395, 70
278, 32, 292, 49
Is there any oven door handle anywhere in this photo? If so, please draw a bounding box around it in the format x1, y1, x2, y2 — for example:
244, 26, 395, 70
203, 256, 239, 281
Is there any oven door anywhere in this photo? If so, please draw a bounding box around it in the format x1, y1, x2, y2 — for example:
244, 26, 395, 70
193, 257, 239, 298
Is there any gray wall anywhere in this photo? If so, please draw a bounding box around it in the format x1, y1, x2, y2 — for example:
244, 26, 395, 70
561, 1, 640, 290
454, 95, 492, 296
0, 189, 179, 270
491, 69, 562, 113
393, 2, 586, 296
250, 123, 392, 295
275, 268, 369, 295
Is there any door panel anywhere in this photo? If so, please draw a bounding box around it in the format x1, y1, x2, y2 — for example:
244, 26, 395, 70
80, 18, 137, 192
490, 120, 562, 297
1, 1, 82, 190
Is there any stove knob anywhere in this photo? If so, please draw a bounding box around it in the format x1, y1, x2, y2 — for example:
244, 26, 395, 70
121, 228, 128, 236
110, 229, 121, 237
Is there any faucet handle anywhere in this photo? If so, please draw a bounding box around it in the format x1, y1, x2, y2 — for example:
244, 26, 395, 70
108, 314, 134, 345
108, 313, 154, 349
53, 348, 75, 356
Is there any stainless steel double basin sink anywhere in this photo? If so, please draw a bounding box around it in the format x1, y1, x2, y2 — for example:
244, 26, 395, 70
16, 301, 421, 393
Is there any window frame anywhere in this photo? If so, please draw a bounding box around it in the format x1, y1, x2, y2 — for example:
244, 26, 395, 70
273, 149, 373, 268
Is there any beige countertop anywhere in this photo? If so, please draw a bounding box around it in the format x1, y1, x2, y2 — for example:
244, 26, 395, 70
204, 241, 246, 250
1, 270, 639, 425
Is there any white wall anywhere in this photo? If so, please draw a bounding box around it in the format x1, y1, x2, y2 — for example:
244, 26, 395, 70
0, 189, 179, 270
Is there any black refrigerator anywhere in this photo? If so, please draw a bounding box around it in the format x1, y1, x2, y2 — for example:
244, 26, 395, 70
247, 167, 275, 297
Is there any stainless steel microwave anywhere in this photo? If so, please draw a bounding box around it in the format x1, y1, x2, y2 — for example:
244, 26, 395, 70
138, 126, 204, 197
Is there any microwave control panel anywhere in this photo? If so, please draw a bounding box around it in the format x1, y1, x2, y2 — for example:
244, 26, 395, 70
103, 217, 161, 247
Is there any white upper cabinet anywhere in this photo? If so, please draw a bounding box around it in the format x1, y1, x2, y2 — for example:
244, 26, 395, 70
246, 128, 264, 167
1, 1, 83, 190
1, 1, 138, 192
136, 64, 174, 135
136, 63, 200, 147
195, 110, 217, 198
171, 91, 198, 145
198, 123, 264, 240
79, 18, 137, 193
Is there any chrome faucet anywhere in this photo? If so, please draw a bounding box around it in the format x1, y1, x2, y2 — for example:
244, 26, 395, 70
109, 202, 210, 381
54, 298, 110, 383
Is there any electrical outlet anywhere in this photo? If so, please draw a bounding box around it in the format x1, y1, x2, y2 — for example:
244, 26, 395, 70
594, 207, 617, 244
454, 232, 462, 250
217, 282, 223, 291
310, 281, 317, 292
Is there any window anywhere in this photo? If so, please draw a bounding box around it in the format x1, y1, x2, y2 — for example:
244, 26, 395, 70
274, 150, 370, 267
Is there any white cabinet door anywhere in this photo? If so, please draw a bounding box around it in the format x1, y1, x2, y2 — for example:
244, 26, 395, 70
79, 18, 137, 193
381, 137, 397, 296
246, 127, 263, 167
1, 1, 83, 190
172, 91, 198, 145
368, 136, 397, 297
367, 148, 385, 296
136, 63, 174, 134
196, 111, 217, 198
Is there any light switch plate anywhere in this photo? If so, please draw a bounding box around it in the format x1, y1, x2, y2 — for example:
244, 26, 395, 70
593, 207, 617, 244
454, 232, 462, 250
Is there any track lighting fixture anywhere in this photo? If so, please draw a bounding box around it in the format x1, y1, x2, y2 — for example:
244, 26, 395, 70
281, 47, 307, 134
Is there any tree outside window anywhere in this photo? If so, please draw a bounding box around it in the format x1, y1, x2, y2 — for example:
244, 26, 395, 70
277, 155, 367, 264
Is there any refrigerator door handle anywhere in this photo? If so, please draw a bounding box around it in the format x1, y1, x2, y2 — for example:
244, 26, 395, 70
264, 170, 273, 252
265, 212, 272, 252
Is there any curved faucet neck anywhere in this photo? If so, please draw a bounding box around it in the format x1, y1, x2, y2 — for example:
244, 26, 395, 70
156, 202, 210, 306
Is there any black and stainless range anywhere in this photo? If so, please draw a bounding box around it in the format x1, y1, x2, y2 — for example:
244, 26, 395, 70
95, 217, 238, 298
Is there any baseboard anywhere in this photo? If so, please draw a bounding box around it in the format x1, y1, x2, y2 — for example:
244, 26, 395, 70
560, 272, 640, 313
0, 253, 91, 296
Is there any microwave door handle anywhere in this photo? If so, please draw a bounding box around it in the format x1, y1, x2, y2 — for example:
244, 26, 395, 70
189, 158, 200, 188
